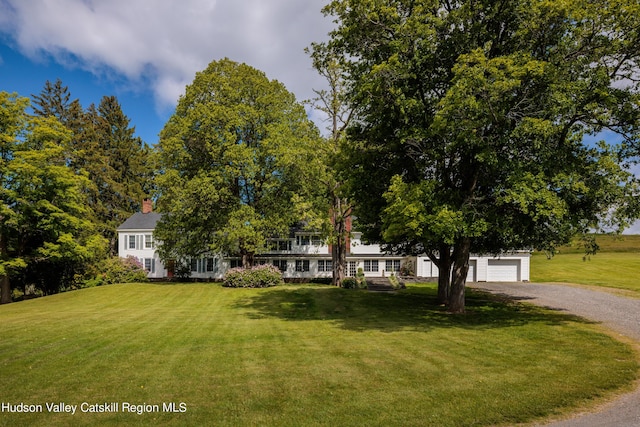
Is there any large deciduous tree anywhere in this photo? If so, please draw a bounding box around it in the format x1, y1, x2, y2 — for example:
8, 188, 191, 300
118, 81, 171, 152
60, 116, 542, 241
321, 0, 640, 312
154, 59, 323, 269
0, 92, 106, 303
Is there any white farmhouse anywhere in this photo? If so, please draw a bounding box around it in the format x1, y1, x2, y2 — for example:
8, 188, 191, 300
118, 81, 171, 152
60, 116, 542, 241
117, 200, 530, 282
117, 199, 167, 279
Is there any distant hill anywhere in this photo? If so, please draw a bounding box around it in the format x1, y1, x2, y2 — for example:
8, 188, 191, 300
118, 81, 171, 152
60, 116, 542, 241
535, 234, 640, 255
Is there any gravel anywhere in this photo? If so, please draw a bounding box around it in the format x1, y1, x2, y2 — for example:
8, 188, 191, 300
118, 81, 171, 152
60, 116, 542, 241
468, 282, 640, 427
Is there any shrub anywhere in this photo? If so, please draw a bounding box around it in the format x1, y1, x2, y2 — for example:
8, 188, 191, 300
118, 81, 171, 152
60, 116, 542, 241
388, 273, 405, 290
341, 277, 359, 289
223, 264, 283, 288
400, 262, 414, 277
356, 267, 367, 288
90, 256, 149, 286
341, 273, 367, 289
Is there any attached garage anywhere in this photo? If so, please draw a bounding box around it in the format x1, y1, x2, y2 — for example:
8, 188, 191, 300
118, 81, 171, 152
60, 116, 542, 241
487, 259, 521, 282
415, 252, 530, 282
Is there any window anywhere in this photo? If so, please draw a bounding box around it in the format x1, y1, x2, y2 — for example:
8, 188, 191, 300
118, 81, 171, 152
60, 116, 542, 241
296, 235, 310, 246
385, 260, 401, 273
230, 259, 242, 269
272, 260, 287, 272
206, 258, 217, 272
144, 234, 153, 249
295, 260, 310, 272
384, 259, 400, 273
364, 260, 379, 273
144, 258, 155, 273
129, 235, 136, 249
318, 260, 333, 272
190, 259, 198, 272
278, 240, 292, 251
311, 235, 322, 246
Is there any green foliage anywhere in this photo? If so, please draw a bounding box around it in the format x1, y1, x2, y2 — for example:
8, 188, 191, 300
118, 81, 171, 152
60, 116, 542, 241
155, 58, 324, 265
222, 264, 283, 288
341, 269, 367, 289
32, 81, 152, 256
340, 277, 359, 289
89, 256, 149, 286
355, 267, 367, 288
1, 92, 108, 302
320, 0, 640, 312
388, 273, 405, 290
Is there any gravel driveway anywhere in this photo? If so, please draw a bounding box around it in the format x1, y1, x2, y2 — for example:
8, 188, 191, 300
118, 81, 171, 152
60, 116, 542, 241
468, 282, 640, 427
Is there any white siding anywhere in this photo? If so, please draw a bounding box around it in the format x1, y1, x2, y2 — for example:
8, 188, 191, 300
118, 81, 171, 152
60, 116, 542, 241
415, 252, 531, 283
467, 260, 477, 282
117, 230, 167, 279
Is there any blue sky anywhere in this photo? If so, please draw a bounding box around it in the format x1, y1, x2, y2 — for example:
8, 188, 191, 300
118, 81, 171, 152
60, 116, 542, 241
1, 0, 638, 234
0, 0, 334, 145
0, 43, 166, 144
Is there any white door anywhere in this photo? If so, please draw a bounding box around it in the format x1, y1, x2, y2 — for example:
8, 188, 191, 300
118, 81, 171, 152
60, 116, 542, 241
348, 261, 357, 277
487, 260, 520, 282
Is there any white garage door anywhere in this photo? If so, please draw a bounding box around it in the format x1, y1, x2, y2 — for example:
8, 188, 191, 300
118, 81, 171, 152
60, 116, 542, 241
487, 260, 520, 282
421, 259, 440, 278
466, 260, 476, 282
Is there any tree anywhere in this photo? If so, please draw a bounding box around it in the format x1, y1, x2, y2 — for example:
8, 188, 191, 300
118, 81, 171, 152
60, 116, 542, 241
321, 0, 640, 312
0, 92, 106, 303
93, 96, 151, 254
154, 58, 323, 269
31, 78, 74, 127
32, 81, 151, 255
306, 45, 355, 286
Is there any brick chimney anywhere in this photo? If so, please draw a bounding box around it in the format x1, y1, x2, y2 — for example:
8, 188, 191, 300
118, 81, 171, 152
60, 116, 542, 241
142, 198, 153, 214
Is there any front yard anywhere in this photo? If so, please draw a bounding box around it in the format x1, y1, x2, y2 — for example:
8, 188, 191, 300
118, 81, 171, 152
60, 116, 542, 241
0, 282, 636, 426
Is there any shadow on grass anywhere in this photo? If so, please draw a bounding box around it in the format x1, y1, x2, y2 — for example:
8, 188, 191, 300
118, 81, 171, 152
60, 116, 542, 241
233, 284, 596, 333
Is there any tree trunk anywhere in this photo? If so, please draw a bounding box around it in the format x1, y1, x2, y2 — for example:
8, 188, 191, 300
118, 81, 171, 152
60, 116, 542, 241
449, 237, 471, 314
109, 235, 118, 257
0, 274, 11, 304
434, 244, 452, 305
241, 252, 254, 269
331, 196, 350, 287
0, 231, 11, 304
332, 241, 346, 286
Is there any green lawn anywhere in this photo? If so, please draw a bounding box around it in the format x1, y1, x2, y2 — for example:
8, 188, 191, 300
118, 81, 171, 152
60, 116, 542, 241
0, 283, 636, 426
532, 252, 640, 293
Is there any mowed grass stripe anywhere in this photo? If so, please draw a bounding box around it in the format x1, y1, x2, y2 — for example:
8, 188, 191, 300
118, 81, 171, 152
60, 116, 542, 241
532, 252, 640, 293
0, 283, 636, 426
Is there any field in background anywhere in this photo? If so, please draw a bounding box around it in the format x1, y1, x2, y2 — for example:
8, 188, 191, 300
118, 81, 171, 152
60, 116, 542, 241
0, 283, 636, 427
532, 234, 640, 294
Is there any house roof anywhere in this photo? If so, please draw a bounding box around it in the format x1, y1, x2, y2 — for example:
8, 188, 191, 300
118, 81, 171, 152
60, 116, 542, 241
117, 212, 163, 231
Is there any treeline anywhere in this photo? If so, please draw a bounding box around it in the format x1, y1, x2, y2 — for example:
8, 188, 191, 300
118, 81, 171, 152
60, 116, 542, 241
1, 80, 151, 303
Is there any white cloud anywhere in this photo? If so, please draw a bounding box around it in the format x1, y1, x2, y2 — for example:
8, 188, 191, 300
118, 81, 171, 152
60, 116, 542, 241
0, 0, 334, 113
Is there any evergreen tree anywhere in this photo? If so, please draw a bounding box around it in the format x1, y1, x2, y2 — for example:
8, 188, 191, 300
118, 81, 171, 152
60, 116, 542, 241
32, 80, 151, 255
31, 78, 73, 126
95, 96, 150, 254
